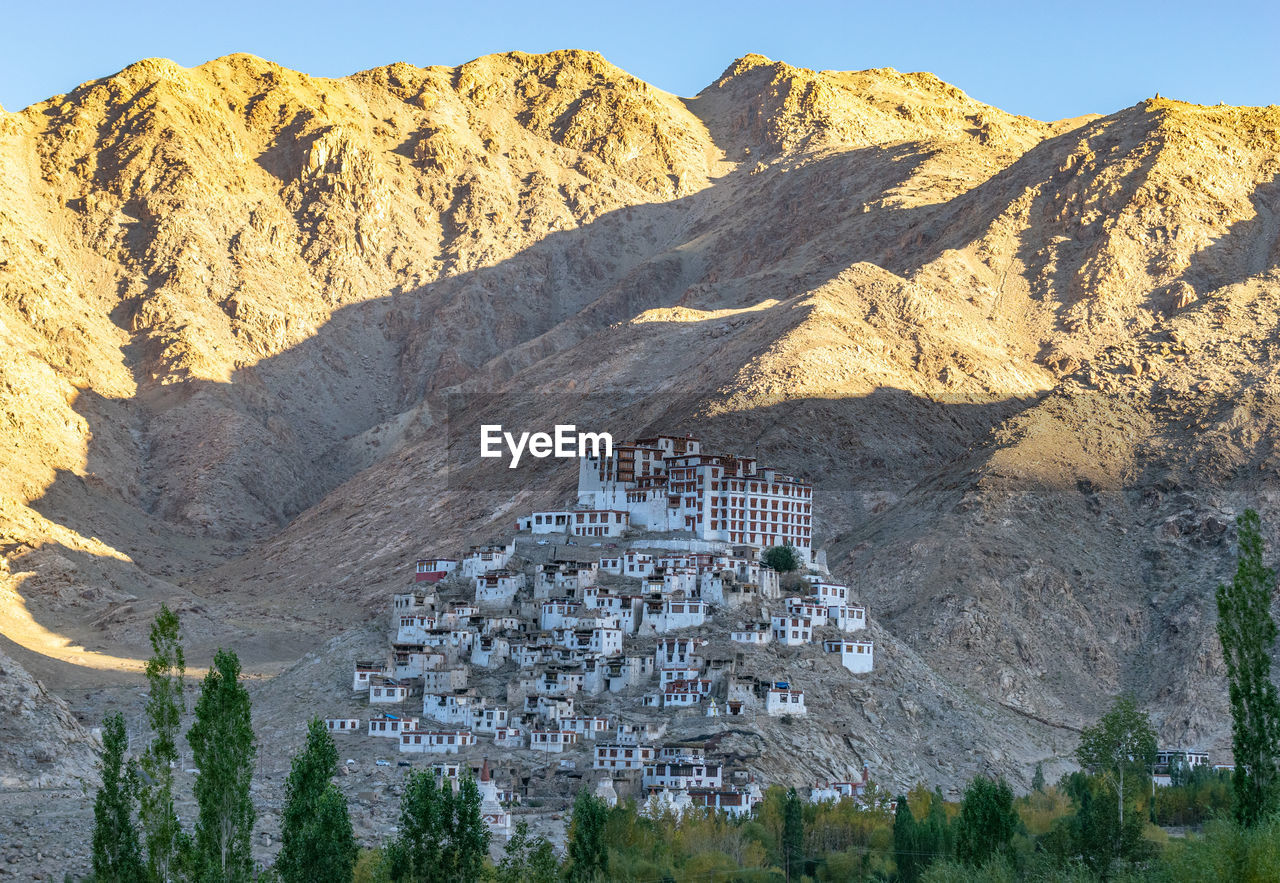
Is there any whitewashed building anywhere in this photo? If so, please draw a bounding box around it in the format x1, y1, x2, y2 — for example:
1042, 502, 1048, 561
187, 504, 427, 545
561, 716, 611, 740
530, 729, 578, 753
824, 639, 874, 673
423, 692, 483, 726
368, 714, 419, 738
766, 687, 807, 716
474, 571, 525, 606
493, 727, 524, 749
831, 605, 867, 632
399, 730, 476, 754
642, 599, 708, 633
415, 558, 458, 584
369, 679, 410, 704
594, 743, 657, 771
731, 625, 772, 646
578, 435, 815, 561
460, 542, 515, 578
771, 615, 814, 646
325, 718, 361, 735
540, 599, 582, 631
353, 661, 387, 692
422, 668, 469, 693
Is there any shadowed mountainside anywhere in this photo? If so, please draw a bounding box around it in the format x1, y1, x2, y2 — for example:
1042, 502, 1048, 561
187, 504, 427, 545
2, 50, 1280, 794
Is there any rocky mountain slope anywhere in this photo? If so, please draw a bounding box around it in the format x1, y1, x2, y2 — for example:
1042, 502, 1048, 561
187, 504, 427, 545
2, 48, 1280, 805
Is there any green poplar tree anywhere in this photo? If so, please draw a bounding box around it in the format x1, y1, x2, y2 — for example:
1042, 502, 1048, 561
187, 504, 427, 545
1216, 508, 1280, 827
781, 786, 804, 883
1031, 763, 1046, 793
893, 795, 921, 883
954, 777, 1017, 867
277, 718, 356, 883
565, 789, 610, 882
446, 775, 490, 882
138, 604, 186, 883
92, 711, 145, 882
925, 786, 953, 860
385, 769, 444, 881
187, 648, 256, 881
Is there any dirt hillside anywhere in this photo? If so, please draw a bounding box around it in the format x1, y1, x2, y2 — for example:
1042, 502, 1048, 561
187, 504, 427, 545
2, 50, 1280, 808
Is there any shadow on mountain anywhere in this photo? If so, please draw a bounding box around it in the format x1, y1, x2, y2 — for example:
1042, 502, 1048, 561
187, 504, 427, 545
27, 142, 967, 556
1179, 170, 1280, 293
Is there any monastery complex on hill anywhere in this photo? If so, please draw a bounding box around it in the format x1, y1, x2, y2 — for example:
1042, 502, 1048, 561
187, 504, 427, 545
333, 434, 877, 834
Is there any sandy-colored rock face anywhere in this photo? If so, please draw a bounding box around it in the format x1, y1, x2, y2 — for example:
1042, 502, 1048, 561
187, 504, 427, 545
2, 49, 1280, 797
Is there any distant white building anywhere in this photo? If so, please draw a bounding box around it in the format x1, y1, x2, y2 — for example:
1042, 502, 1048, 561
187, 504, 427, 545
644, 746, 723, 790
470, 636, 510, 668
812, 581, 849, 606
368, 714, 419, 738
771, 615, 814, 646
517, 509, 629, 538
766, 687, 807, 716
830, 604, 867, 632
460, 542, 515, 579
325, 718, 361, 734
369, 679, 411, 704
534, 562, 598, 599
786, 599, 828, 627
493, 727, 524, 749
399, 730, 476, 754
424, 692, 484, 726
421, 668, 468, 694
687, 784, 763, 818
577, 434, 814, 561
662, 679, 711, 707
561, 716, 611, 740
824, 639, 874, 673
656, 638, 705, 666
660, 665, 703, 687
540, 599, 582, 631
392, 646, 445, 680
530, 729, 578, 753
472, 705, 511, 733
730, 625, 772, 646
642, 598, 707, 633
415, 558, 458, 584
474, 571, 525, 606
353, 661, 387, 692
594, 743, 656, 771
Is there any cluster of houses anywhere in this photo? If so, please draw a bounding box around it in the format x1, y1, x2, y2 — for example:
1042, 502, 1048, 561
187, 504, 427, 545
330, 434, 880, 829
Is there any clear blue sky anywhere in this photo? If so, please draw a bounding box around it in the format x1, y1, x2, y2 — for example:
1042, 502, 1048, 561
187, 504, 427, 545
2, 0, 1277, 120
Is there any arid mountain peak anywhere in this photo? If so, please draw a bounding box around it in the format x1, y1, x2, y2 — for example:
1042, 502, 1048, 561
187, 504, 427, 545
3, 49, 1280, 810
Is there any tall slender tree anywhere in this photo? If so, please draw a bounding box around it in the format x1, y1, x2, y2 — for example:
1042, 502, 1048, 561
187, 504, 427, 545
446, 775, 490, 882
565, 789, 610, 882
1031, 763, 1046, 793
893, 795, 921, 883
1216, 507, 1280, 827
138, 604, 186, 883
385, 769, 444, 881
187, 648, 256, 882
277, 718, 356, 883
781, 786, 804, 883
92, 712, 145, 882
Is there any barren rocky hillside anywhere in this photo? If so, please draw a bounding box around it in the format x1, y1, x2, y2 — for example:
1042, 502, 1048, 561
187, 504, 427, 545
2, 48, 1280, 810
